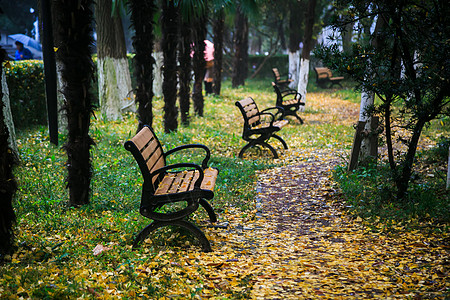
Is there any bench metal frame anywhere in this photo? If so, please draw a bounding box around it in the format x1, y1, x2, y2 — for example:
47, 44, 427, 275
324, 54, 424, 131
124, 125, 218, 252
235, 97, 288, 159
272, 82, 305, 124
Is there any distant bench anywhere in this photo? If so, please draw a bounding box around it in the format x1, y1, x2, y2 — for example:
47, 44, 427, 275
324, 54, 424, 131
314, 67, 344, 88
272, 68, 293, 91
125, 125, 218, 252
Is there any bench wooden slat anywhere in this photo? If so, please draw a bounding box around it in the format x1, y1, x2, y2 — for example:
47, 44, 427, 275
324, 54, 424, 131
240, 97, 254, 107
178, 171, 194, 192
168, 171, 188, 193
131, 126, 152, 150
248, 115, 260, 126
154, 173, 176, 195
141, 138, 160, 161
201, 168, 218, 191
146, 148, 165, 180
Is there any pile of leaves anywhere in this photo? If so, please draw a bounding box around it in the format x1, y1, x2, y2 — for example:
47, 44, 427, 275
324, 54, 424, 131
0, 80, 448, 298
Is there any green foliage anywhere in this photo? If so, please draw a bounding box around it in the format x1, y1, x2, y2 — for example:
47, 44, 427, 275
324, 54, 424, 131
5, 60, 47, 128
316, 0, 450, 200
333, 159, 449, 224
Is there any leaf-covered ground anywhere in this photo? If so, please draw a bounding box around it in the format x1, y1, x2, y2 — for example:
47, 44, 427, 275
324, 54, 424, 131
1, 82, 448, 299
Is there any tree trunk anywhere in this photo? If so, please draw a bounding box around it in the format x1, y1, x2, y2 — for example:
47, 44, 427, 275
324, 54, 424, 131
96, 0, 134, 121
341, 21, 354, 53
41, 0, 59, 145
178, 21, 192, 126
297, 0, 317, 109
0, 47, 17, 257
54, 0, 95, 207
358, 91, 375, 163
192, 4, 208, 117
288, 0, 303, 89
152, 51, 163, 97
129, 0, 156, 131
447, 145, 450, 190
232, 5, 249, 88
162, 0, 179, 132
288, 50, 300, 89
1, 72, 18, 157
212, 8, 224, 95
396, 120, 426, 200
50, 0, 67, 132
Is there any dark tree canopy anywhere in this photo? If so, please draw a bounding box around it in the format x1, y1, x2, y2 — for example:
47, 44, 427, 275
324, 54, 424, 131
317, 0, 450, 200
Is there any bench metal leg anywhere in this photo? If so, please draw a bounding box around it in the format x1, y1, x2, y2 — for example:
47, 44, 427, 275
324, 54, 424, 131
199, 198, 217, 223
239, 141, 279, 159
238, 142, 256, 158
293, 112, 304, 124
132, 219, 212, 252
272, 134, 288, 150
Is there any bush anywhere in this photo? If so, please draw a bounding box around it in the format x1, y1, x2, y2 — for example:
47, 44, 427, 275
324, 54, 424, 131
5, 60, 47, 128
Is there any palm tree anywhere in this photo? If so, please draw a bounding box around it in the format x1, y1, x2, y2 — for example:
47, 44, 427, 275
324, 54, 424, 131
162, 0, 179, 132
231, 4, 249, 88
191, 1, 208, 117
178, 17, 192, 126
128, 0, 157, 131
212, 7, 225, 95
0, 46, 18, 257
53, 0, 96, 206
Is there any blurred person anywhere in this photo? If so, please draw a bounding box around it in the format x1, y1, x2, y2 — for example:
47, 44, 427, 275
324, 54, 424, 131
14, 41, 33, 60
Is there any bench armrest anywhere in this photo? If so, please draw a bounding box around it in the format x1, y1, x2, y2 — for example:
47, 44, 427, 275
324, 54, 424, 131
281, 90, 301, 99
164, 144, 211, 169
259, 107, 285, 125
149, 162, 204, 190
261, 106, 285, 118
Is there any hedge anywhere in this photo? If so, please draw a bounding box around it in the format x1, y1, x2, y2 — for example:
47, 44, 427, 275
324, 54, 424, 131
5, 60, 47, 128
4, 54, 292, 129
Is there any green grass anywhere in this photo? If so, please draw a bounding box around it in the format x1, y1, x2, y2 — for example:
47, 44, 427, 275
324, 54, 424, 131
3, 77, 448, 298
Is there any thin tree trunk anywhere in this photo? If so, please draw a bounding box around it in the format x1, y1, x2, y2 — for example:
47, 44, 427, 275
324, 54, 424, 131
129, 0, 156, 131
341, 21, 354, 53
447, 146, 450, 190
42, 0, 59, 145
55, 0, 95, 207
178, 21, 192, 126
162, 0, 179, 132
232, 5, 249, 88
297, 0, 316, 109
212, 8, 224, 95
192, 6, 207, 116
384, 102, 396, 170
396, 120, 426, 200
0, 47, 17, 257
96, 0, 134, 121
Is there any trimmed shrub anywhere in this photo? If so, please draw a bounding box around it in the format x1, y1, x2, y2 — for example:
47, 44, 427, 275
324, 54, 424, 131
5, 60, 47, 128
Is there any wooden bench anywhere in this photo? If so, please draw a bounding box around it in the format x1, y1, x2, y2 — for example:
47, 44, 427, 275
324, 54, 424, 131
235, 97, 288, 159
272, 82, 305, 124
124, 125, 218, 252
272, 68, 293, 91
314, 67, 344, 88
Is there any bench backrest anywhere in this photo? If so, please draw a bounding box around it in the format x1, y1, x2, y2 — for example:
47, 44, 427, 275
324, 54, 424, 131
236, 97, 261, 129
314, 67, 332, 80
125, 126, 165, 187
272, 68, 281, 81
272, 82, 288, 106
